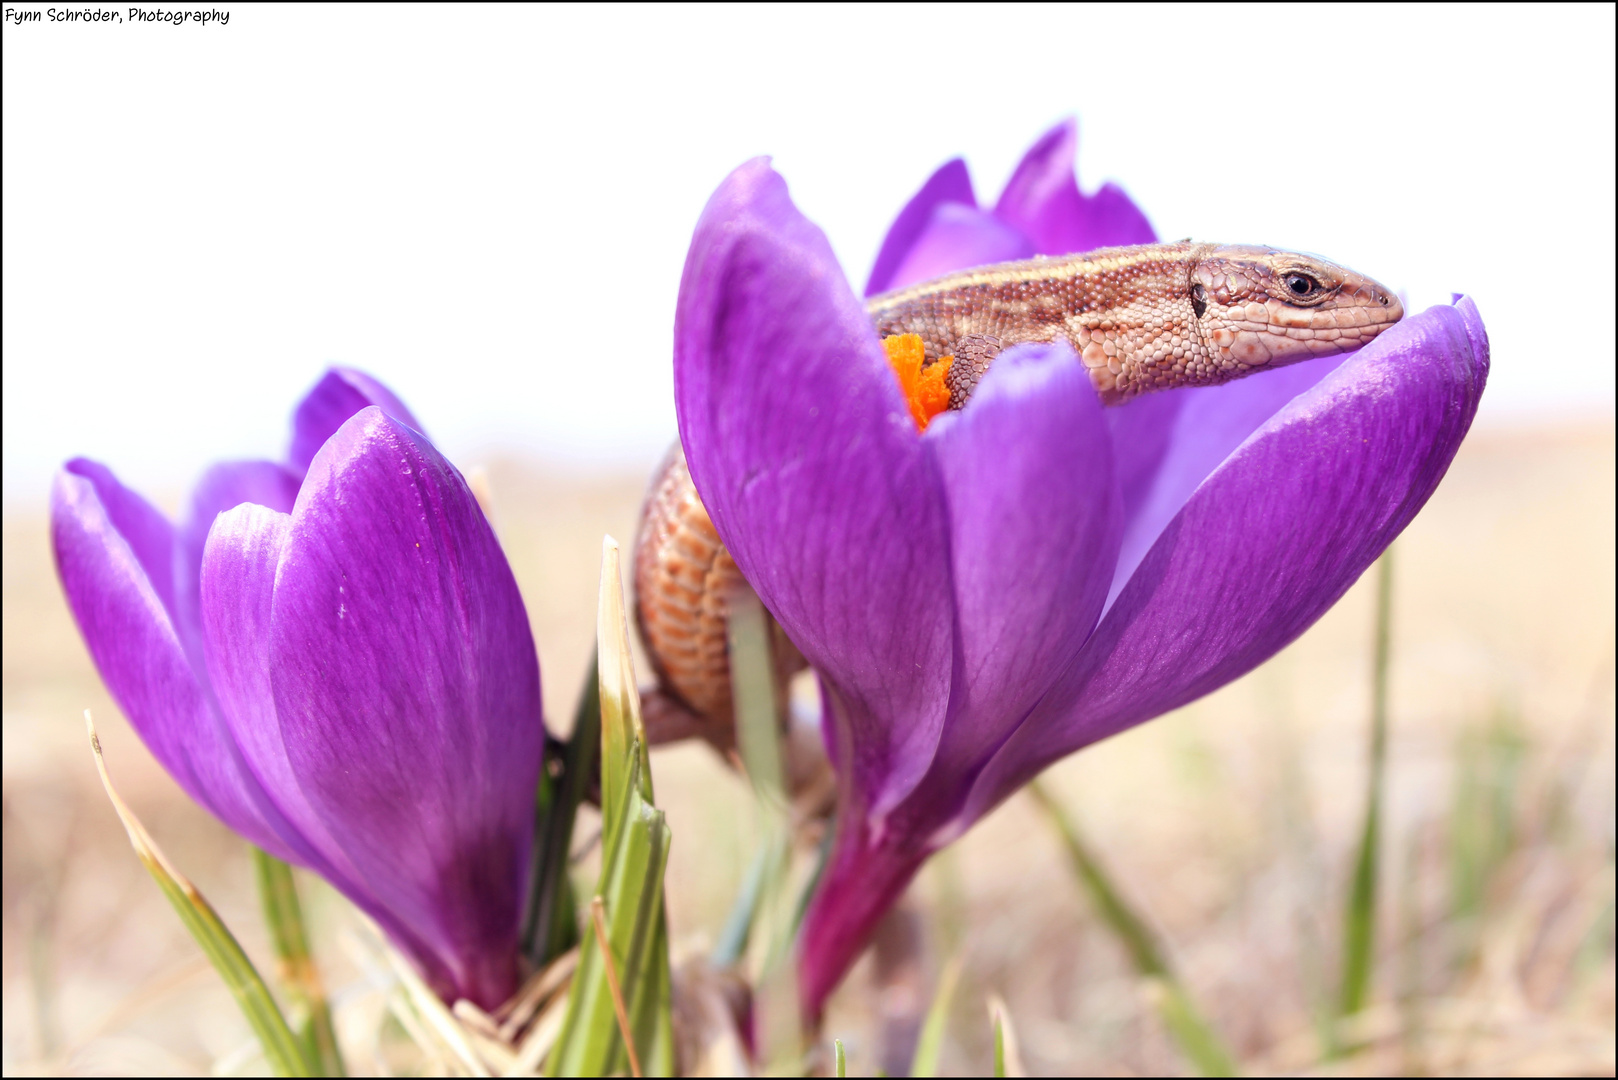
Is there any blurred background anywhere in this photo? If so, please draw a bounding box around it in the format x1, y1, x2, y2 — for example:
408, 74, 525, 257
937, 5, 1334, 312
4, 4, 1613, 1075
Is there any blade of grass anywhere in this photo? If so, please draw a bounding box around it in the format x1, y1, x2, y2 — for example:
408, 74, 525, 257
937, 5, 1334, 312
986, 994, 1023, 1078
251, 848, 345, 1076
522, 651, 601, 967
835, 1038, 847, 1077
727, 583, 803, 1072
711, 843, 768, 968
545, 537, 675, 1077
85, 711, 311, 1078
792, 816, 836, 939
1028, 780, 1238, 1077
1339, 549, 1394, 1021
590, 896, 642, 1079
908, 953, 962, 1077
729, 584, 787, 806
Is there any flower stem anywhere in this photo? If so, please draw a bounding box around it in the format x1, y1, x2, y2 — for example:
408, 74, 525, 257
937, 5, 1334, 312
1339, 548, 1394, 1024
1028, 780, 1239, 1077
251, 848, 345, 1076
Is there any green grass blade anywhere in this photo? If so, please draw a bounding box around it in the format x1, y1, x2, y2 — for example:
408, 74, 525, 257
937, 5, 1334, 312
546, 790, 671, 1075
252, 848, 344, 1075
726, 584, 804, 1071
908, 954, 961, 1077
836, 1038, 848, 1077
1029, 780, 1238, 1077
522, 650, 601, 966
986, 993, 1024, 1077
1339, 549, 1394, 1021
712, 843, 768, 968
728, 584, 786, 804
87, 712, 312, 1077
1156, 981, 1238, 1078
546, 537, 674, 1077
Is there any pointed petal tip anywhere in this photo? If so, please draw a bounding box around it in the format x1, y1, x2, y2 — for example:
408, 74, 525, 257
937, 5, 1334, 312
866, 156, 980, 296
995, 119, 1156, 252
289, 367, 423, 474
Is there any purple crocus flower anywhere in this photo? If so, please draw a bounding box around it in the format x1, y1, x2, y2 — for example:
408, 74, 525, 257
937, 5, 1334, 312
672, 125, 1489, 1017
52, 370, 543, 1009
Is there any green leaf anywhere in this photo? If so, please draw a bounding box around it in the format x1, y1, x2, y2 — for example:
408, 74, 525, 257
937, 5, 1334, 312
908, 954, 961, 1077
1029, 780, 1239, 1077
252, 848, 345, 1076
545, 537, 674, 1077
835, 1038, 848, 1077
86, 712, 312, 1078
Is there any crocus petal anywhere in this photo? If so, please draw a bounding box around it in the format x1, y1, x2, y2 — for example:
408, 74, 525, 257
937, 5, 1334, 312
266, 407, 541, 1009
865, 157, 977, 297
63, 459, 179, 616
1105, 353, 1350, 611
50, 463, 298, 862
201, 500, 457, 995
879, 203, 1037, 295
965, 298, 1490, 821
174, 461, 302, 673
798, 345, 1126, 1018
675, 159, 955, 817
288, 368, 425, 475
917, 343, 1122, 806
993, 118, 1157, 254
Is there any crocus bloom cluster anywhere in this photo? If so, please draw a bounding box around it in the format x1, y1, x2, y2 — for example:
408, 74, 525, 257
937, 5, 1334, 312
53, 370, 544, 1009
671, 123, 1490, 1016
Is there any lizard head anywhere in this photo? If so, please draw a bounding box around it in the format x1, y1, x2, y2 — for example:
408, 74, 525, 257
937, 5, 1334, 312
1186, 244, 1404, 373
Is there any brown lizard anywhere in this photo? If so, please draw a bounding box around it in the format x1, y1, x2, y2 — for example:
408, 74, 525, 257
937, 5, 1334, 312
633, 242, 1403, 749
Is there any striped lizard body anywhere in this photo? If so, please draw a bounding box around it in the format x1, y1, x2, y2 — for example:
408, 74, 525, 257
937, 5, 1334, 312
633, 242, 1403, 745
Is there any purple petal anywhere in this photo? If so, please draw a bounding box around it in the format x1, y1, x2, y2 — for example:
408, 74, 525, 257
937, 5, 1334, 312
50, 464, 299, 862
268, 407, 542, 1009
63, 459, 178, 616
175, 461, 302, 674
993, 118, 1157, 254
1105, 353, 1350, 611
965, 298, 1490, 821
865, 157, 977, 296
201, 501, 457, 995
288, 368, 425, 475
877, 203, 1036, 295
674, 159, 955, 816
798, 345, 1126, 1015
915, 343, 1122, 806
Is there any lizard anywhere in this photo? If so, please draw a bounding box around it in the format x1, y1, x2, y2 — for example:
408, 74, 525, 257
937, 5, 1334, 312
632, 241, 1404, 750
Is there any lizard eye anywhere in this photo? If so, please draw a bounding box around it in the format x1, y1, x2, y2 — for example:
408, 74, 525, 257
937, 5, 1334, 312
1284, 272, 1321, 298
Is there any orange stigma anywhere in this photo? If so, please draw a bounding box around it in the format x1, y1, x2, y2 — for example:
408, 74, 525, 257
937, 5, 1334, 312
882, 334, 953, 431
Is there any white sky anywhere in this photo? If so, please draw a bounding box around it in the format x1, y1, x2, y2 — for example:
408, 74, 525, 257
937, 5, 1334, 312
4, 4, 1614, 504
